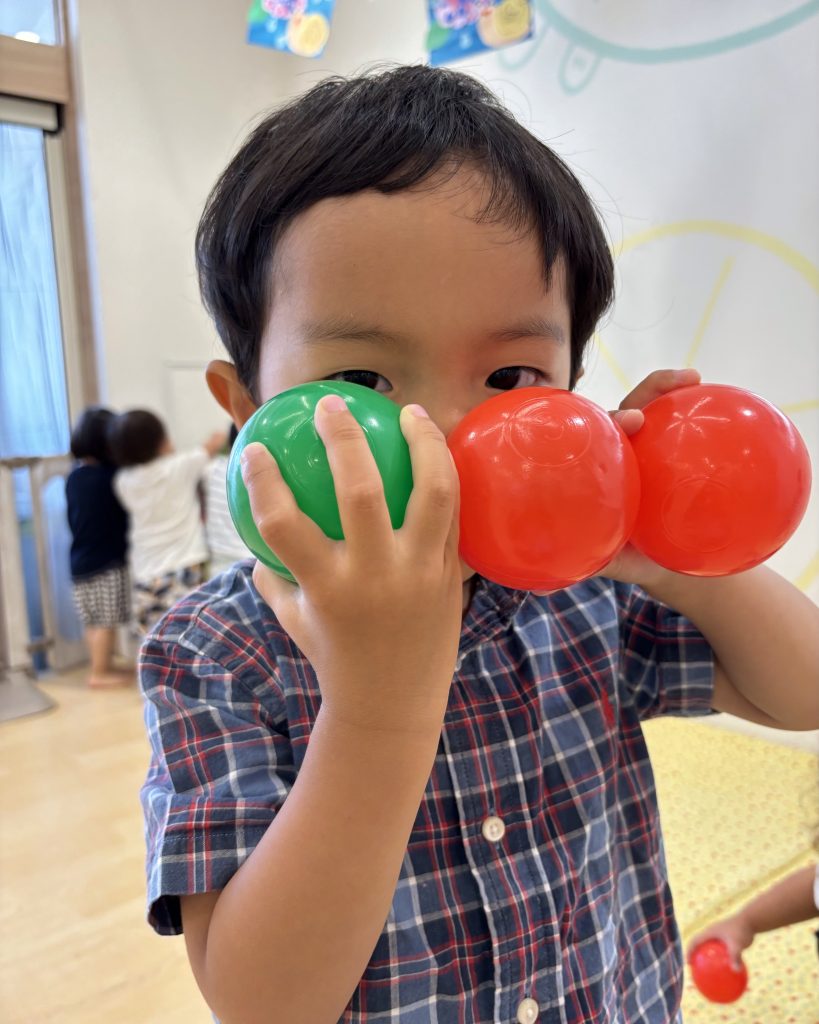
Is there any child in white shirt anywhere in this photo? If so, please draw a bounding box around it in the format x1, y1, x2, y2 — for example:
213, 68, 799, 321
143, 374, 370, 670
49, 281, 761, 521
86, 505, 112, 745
109, 409, 225, 634
203, 423, 247, 575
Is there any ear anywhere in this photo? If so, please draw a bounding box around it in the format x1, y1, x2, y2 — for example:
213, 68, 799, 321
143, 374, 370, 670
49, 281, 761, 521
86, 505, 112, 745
206, 360, 258, 428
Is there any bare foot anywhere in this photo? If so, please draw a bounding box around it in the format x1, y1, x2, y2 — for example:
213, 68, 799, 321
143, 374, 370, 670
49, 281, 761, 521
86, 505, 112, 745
88, 670, 134, 689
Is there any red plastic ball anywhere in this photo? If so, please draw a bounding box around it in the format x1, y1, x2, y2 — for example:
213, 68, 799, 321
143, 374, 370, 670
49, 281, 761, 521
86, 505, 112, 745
448, 388, 640, 590
628, 384, 811, 576
689, 939, 748, 1003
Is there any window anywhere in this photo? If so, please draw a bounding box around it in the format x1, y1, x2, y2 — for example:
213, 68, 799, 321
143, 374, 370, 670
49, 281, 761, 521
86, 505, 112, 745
0, 0, 58, 46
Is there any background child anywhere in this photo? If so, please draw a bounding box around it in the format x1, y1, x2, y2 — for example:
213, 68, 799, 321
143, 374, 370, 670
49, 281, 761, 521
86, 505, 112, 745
65, 405, 131, 688
108, 409, 225, 635
687, 861, 819, 970
138, 65, 819, 1024
203, 422, 247, 575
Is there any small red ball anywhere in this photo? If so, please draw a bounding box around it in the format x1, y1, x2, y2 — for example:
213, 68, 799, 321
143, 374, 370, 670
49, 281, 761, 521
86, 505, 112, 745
448, 388, 640, 590
628, 384, 811, 576
689, 939, 748, 1003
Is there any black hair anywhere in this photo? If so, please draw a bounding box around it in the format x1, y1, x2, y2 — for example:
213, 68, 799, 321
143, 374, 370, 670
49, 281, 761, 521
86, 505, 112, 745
107, 410, 167, 468
70, 406, 115, 463
196, 64, 614, 398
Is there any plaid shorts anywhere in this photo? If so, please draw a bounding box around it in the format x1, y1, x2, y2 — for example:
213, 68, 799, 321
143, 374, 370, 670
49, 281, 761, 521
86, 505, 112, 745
72, 565, 131, 628
132, 564, 206, 636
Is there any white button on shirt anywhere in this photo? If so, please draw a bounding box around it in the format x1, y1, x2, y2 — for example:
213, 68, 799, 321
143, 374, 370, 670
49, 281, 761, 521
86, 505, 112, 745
481, 815, 506, 842
516, 997, 539, 1023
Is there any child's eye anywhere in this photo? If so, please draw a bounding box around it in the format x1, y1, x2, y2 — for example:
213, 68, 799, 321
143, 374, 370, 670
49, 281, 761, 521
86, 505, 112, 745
325, 370, 392, 392
486, 367, 548, 391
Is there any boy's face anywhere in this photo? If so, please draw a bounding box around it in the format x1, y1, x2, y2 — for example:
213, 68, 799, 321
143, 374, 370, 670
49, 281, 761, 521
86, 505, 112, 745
255, 168, 573, 583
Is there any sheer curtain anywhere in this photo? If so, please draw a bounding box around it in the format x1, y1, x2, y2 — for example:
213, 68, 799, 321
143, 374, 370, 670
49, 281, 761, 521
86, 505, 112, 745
0, 120, 82, 667
0, 121, 70, 462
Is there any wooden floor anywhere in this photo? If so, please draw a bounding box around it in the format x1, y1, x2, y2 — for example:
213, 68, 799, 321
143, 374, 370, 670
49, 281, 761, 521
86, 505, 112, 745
1, 668, 816, 1023
0, 669, 210, 1024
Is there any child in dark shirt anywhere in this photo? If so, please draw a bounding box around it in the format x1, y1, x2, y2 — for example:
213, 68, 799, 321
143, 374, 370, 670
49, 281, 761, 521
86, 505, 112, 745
65, 406, 131, 687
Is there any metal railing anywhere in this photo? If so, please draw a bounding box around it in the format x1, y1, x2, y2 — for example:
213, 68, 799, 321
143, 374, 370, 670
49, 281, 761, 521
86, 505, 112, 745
0, 454, 83, 721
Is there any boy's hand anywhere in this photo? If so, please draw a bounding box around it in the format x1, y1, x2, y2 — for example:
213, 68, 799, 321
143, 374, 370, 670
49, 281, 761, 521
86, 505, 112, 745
242, 397, 463, 735
600, 368, 701, 589
686, 914, 755, 972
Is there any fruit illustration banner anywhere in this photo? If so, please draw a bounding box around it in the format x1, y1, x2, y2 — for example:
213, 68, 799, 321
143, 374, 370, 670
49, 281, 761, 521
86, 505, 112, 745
427, 0, 533, 65
247, 0, 335, 58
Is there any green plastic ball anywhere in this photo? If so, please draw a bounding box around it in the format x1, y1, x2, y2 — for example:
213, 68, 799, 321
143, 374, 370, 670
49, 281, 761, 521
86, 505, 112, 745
227, 381, 414, 581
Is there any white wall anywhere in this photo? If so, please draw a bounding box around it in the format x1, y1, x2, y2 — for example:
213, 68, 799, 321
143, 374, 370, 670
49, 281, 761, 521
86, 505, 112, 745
75, 0, 819, 597
74, 0, 292, 445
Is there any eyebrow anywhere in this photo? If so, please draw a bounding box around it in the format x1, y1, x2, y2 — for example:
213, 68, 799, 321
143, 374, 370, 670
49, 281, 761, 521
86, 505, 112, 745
301, 315, 566, 347
486, 316, 566, 346
301, 317, 412, 347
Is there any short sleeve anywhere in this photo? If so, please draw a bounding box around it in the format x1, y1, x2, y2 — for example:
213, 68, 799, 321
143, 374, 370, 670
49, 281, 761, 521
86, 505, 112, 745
140, 633, 294, 935
616, 582, 715, 720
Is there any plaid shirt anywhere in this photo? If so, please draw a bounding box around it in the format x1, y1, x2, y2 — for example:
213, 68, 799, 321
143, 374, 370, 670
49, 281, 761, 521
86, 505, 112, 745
140, 563, 714, 1023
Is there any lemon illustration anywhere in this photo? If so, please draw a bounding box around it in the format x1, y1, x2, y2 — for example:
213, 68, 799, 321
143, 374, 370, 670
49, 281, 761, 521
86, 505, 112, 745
477, 0, 531, 48
286, 12, 330, 57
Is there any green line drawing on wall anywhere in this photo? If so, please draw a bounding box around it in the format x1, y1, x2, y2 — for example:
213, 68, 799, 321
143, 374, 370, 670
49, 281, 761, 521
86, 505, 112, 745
499, 0, 819, 92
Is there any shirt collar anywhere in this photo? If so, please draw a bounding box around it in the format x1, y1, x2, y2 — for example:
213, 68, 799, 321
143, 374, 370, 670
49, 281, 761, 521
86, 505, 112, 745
458, 576, 529, 659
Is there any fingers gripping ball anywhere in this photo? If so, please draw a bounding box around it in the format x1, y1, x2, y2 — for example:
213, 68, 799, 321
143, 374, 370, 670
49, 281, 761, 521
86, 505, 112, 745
689, 939, 748, 1003
448, 388, 640, 590
227, 382, 413, 581
628, 384, 811, 576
